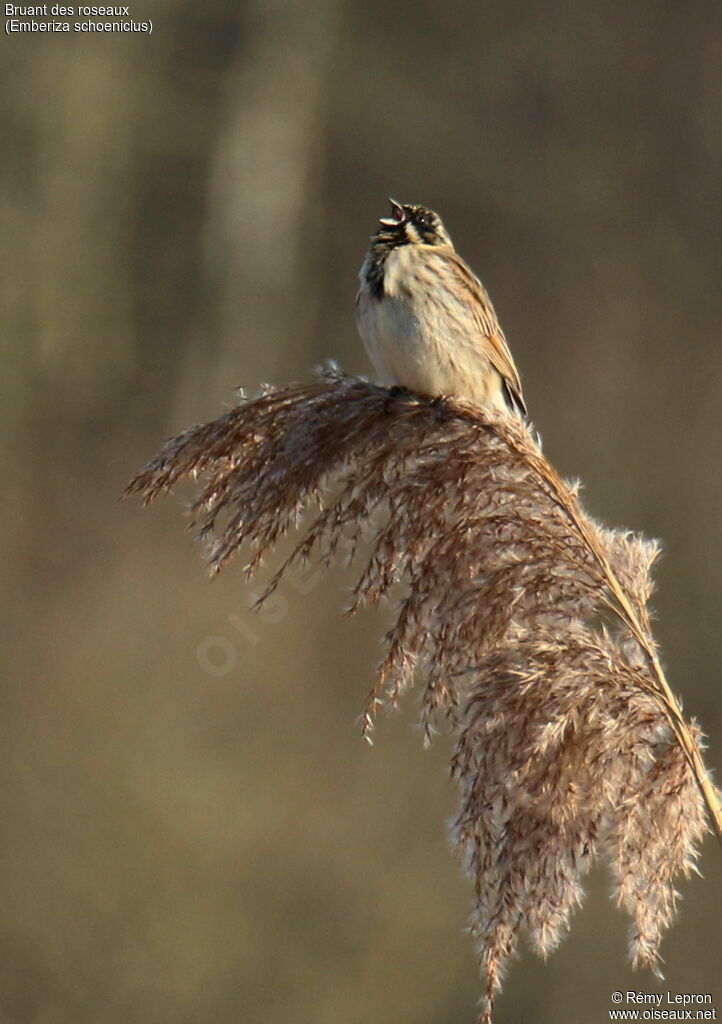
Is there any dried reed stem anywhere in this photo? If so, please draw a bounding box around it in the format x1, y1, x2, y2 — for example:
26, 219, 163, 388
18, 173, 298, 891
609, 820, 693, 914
126, 366, 718, 1023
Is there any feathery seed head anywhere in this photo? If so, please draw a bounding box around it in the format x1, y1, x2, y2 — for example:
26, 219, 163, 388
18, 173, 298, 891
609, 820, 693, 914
126, 367, 715, 1024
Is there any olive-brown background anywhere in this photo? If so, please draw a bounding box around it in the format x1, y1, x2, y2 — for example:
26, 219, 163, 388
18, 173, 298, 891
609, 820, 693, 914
3, 3, 721, 1022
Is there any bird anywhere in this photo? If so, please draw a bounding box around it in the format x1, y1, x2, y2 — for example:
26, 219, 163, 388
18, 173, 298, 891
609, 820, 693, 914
356, 200, 526, 417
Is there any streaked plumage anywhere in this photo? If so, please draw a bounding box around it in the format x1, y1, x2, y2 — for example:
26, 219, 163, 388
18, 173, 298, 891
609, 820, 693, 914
356, 200, 526, 416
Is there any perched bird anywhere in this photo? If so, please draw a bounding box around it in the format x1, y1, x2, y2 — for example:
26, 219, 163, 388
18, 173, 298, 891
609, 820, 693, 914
356, 200, 526, 417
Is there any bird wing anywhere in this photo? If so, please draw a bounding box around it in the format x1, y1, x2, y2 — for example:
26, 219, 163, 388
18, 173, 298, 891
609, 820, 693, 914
438, 248, 527, 415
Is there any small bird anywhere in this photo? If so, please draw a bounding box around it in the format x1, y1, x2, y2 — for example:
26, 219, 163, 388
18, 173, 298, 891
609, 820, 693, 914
356, 200, 526, 417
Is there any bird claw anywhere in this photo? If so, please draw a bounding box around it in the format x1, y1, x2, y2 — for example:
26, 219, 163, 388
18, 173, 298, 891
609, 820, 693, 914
384, 385, 411, 413
429, 395, 451, 424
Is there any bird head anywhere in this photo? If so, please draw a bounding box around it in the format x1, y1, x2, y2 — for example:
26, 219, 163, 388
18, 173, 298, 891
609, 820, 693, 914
376, 199, 452, 248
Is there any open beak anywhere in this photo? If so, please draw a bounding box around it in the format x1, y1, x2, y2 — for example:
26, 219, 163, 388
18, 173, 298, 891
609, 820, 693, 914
379, 198, 406, 227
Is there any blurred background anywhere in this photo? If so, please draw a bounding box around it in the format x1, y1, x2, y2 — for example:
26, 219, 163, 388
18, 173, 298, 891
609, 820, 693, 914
2, 2, 721, 1022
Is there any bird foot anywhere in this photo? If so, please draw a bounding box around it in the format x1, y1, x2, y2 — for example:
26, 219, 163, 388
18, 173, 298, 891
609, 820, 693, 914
384, 385, 411, 413
429, 395, 451, 423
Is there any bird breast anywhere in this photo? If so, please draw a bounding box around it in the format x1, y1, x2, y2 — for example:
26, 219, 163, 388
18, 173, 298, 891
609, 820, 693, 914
356, 245, 508, 412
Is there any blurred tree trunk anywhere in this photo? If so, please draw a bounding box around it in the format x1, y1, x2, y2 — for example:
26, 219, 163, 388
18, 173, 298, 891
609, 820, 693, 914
173, 0, 340, 418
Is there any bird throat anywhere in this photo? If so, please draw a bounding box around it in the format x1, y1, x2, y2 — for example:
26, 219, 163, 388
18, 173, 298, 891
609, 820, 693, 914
365, 231, 407, 299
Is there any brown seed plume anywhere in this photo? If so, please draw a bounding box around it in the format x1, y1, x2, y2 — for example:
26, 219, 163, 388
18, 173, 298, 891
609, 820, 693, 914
126, 366, 718, 1024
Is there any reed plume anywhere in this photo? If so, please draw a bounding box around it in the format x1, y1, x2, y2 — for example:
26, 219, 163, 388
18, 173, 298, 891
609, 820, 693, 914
126, 365, 719, 1024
